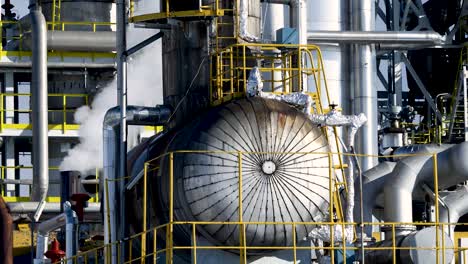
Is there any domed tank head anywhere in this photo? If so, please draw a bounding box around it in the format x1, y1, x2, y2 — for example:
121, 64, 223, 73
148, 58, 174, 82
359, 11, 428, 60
156, 97, 332, 249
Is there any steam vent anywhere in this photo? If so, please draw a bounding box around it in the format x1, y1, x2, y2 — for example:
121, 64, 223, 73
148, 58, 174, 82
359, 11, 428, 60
1, 0, 468, 264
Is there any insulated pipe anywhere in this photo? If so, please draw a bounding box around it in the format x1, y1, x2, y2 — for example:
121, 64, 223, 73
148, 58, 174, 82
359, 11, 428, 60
0, 197, 12, 264
290, 0, 307, 45
260, 0, 291, 4
7, 202, 101, 214
384, 142, 468, 236
290, 0, 307, 92
352, 0, 378, 171
103, 105, 171, 262
29, 1, 49, 211
354, 161, 396, 237
307, 31, 444, 45
35, 202, 77, 263
0, 62, 116, 69
439, 185, 468, 237
23, 31, 116, 52
116, 1, 127, 262
48, 31, 115, 52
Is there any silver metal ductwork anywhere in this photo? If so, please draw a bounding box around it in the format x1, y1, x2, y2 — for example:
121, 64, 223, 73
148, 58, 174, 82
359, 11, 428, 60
307, 31, 444, 45
34, 202, 77, 264
103, 105, 171, 261
384, 142, 468, 235
439, 185, 468, 237
352, 0, 378, 171
23, 31, 116, 52
354, 161, 396, 237
7, 202, 100, 214
29, 1, 49, 212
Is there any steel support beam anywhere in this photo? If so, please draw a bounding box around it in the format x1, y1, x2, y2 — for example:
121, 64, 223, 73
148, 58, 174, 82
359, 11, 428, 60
401, 54, 443, 122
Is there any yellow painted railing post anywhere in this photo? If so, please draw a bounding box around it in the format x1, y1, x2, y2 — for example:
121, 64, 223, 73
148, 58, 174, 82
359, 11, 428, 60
298, 48, 302, 92
166, 0, 170, 17
192, 223, 197, 264
141, 162, 148, 263
230, 51, 234, 96
392, 223, 396, 264
243, 45, 246, 93
292, 223, 297, 264
104, 178, 111, 244
166, 152, 174, 264
62, 94, 67, 133
238, 152, 246, 264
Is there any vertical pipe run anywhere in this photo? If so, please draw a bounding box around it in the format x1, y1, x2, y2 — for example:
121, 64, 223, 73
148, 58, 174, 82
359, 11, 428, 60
116, 0, 127, 261
29, 0, 49, 205
352, 0, 377, 171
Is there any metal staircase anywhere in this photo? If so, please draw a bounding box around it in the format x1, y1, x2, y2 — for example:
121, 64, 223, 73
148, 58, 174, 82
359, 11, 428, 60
448, 64, 468, 143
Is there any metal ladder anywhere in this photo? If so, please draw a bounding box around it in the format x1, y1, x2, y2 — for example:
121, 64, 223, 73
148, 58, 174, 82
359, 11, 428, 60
52, 0, 61, 30
448, 64, 468, 142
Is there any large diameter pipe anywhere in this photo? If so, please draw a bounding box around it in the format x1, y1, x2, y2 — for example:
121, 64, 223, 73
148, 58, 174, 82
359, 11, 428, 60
439, 185, 468, 237
384, 142, 468, 235
29, 1, 49, 207
48, 31, 115, 52
7, 202, 101, 214
23, 31, 116, 52
35, 202, 77, 263
352, 0, 378, 171
354, 161, 396, 237
0, 61, 115, 69
364, 227, 454, 264
103, 105, 171, 262
307, 31, 443, 45
0, 197, 12, 264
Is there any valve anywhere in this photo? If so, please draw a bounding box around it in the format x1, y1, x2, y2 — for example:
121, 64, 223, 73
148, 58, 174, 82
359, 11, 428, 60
70, 193, 91, 222
44, 239, 65, 263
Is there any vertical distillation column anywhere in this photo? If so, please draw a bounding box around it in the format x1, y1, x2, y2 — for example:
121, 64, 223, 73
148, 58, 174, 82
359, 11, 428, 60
307, 0, 348, 113
352, 0, 378, 170
261, 2, 289, 92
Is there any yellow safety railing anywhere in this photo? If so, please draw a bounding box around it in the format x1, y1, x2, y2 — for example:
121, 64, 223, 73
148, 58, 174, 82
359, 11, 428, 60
60, 150, 468, 264
209, 43, 329, 108
129, 0, 225, 23
52, 0, 62, 31
0, 93, 88, 133
0, 166, 100, 203
209, 43, 347, 223
0, 20, 116, 60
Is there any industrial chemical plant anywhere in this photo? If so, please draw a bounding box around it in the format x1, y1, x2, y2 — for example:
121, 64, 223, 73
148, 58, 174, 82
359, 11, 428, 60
0, 0, 467, 263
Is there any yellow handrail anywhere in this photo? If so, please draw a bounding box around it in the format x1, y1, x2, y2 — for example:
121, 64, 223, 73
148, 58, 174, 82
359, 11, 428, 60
60, 150, 463, 264
0, 93, 88, 133
1, 165, 100, 202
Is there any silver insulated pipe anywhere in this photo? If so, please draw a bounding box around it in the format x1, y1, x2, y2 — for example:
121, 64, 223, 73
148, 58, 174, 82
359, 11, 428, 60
307, 31, 444, 45
103, 105, 171, 261
29, 1, 49, 207
384, 142, 468, 236
352, 0, 378, 171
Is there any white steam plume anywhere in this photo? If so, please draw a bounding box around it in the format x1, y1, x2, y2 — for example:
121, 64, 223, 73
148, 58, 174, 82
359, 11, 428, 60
60, 28, 163, 173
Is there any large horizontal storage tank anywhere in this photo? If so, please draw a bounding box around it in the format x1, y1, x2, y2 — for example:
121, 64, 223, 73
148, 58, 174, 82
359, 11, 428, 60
127, 97, 331, 251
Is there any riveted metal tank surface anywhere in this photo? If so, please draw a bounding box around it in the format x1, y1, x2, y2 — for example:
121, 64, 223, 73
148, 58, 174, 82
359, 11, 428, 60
154, 97, 331, 248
